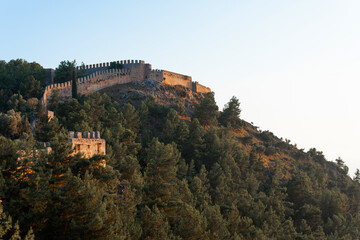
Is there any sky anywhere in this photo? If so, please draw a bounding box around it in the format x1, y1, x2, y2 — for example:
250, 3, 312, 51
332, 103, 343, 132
1, 0, 360, 174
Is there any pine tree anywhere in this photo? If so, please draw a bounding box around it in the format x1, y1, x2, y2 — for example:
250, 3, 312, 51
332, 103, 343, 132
219, 96, 242, 128
204, 204, 231, 240
190, 166, 211, 211
46, 170, 123, 239
35, 114, 61, 142
123, 103, 140, 133
54, 60, 76, 83
171, 203, 206, 239
354, 169, 360, 183
203, 127, 221, 169
141, 205, 177, 240
193, 92, 219, 126
174, 121, 189, 152
183, 118, 204, 165
0, 203, 23, 240
144, 138, 180, 204
161, 109, 179, 143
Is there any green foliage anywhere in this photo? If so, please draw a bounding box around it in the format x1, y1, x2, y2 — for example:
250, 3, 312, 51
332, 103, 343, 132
35, 114, 61, 142
0, 203, 21, 240
108, 61, 123, 70
123, 103, 140, 133
54, 60, 76, 84
259, 130, 276, 143
1, 63, 360, 239
7, 94, 39, 119
354, 169, 360, 183
0, 110, 30, 139
336, 157, 349, 175
193, 92, 219, 126
219, 96, 242, 128
0, 59, 45, 111
183, 118, 205, 166
161, 109, 179, 143
141, 205, 176, 239
144, 138, 180, 204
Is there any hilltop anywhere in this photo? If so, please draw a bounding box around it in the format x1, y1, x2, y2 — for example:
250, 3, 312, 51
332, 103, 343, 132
98, 79, 205, 115
0, 59, 359, 239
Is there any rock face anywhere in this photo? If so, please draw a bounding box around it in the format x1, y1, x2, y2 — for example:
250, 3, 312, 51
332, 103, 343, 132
68, 131, 106, 159
98, 79, 207, 116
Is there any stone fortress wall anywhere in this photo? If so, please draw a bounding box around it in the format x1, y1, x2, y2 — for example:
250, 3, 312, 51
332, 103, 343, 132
41, 60, 211, 160
77, 68, 131, 95
41, 59, 211, 109
41, 81, 72, 109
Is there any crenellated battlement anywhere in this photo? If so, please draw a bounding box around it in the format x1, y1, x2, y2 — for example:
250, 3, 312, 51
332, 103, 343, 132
69, 131, 102, 139
41, 80, 72, 109
68, 131, 106, 159
76, 68, 131, 95
76, 68, 130, 84
76, 59, 146, 70
41, 59, 211, 111
76, 59, 147, 77
45, 80, 72, 91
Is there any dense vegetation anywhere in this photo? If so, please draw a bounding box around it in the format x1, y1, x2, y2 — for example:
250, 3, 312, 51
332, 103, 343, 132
1, 59, 360, 239
0, 59, 45, 112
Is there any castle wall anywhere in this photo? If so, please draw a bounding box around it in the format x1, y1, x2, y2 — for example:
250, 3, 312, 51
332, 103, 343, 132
162, 70, 193, 89
128, 62, 149, 82
41, 60, 211, 111
150, 69, 164, 82
76, 68, 131, 95
41, 81, 72, 108
193, 82, 211, 94
41, 68, 132, 109
78, 60, 147, 76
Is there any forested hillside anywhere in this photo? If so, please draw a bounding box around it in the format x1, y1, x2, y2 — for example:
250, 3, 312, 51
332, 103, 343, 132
1, 59, 360, 239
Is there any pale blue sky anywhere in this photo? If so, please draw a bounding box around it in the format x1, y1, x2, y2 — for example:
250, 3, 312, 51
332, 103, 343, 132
2, 0, 360, 174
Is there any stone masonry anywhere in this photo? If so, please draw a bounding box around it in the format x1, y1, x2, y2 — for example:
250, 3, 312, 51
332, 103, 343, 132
42, 60, 211, 161
41, 60, 211, 109
68, 131, 106, 159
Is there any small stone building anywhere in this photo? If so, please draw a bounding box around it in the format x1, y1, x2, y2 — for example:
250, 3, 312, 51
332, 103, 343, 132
68, 131, 106, 158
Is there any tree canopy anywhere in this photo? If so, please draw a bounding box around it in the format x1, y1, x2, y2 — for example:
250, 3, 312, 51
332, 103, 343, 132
54, 60, 76, 84
1, 59, 360, 239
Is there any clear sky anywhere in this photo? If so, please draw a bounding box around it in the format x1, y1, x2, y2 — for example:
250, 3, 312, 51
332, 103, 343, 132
2, 0, 360, 175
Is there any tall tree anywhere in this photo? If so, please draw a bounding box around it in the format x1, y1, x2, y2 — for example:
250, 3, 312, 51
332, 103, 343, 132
161, 109, 179, 143
144, 138, 180, 204
123, 103, 140, 133
141, 205, 176, 240
0, 59, 45, 111
193, 92, 219, 126
219, 96, 241, 128
183, 118, 204, 165
54, 60, 76, 84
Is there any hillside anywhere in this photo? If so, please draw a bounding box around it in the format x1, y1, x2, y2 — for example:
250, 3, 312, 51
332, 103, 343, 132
98, 79, 205, 115
0, 59, 359, 239
100, 80, 337, 179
